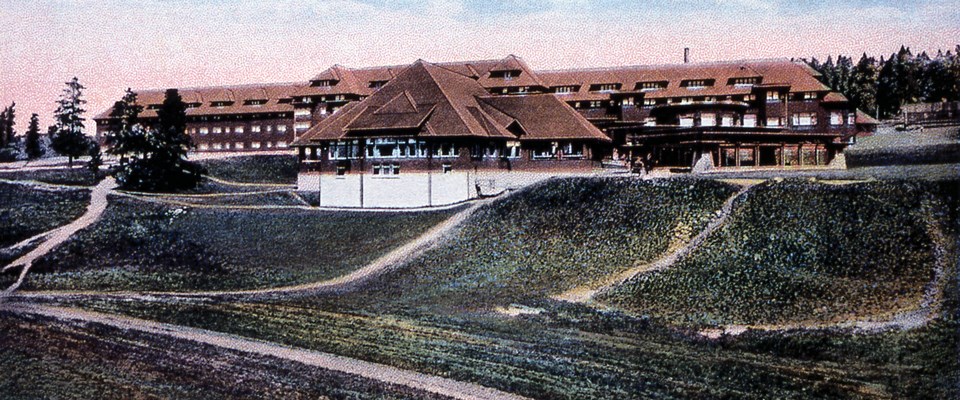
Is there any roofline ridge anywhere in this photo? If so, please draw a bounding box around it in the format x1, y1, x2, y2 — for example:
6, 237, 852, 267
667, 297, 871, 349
131, 81, 304, 96
419, 62, 483, 136
536, 57, 795, 74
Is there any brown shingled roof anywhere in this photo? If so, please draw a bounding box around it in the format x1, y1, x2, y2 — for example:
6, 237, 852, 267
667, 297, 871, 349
295, 59, 607, 144
94, 83, 302, 120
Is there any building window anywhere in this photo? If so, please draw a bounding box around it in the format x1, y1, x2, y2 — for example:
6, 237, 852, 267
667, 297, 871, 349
235, 142, 245, 149
621, 97, 635, 106
373, 163, 400, 175
792, 112, 817, 126
277, 125, 287, 133
369, 80, 388, 89
679, 114, 695, 127
560, 142, 584, 159
766, 91, 781, 101
295, 122, 311, 131
235, 126, 244, 134
589, 101, 603, 108
680, 97, 693, 105
590, 83, 620, 92
265, 141, 274, 148
743, 114, 757, 127
245, 99, 267, 106
802, 92, 817, 101
700, 113, 716, 127
366, 138, 427, 159
644, 117, 657, 127
212, 143, 223, 150
212, 127, 222, 134
315, 80, 334, 87
637, 81, 668, 91
830, 112, 843, 125
721, 115, 734, 127
295, 109, 311, 117
277, 141, 288, 148
329, 140, 361, 160
643, 98, 656, 107
729, 77, 760, 87
506, 141, 521, 158
251, 142, 261, 149
251, 125, 261, 133
743, 94, 756, 102
199, 127, 209, 135
433, 142, 457, 158
198, 143, 209, 150
442, 163, 452, 173
554, 86, 575, 94
503, 71, 514, 80
681, 79, 714, 89
766, 117, 784, 127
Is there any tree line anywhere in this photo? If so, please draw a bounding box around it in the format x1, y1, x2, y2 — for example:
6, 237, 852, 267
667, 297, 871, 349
1, 78, 200, 190
807, 45, 960, 119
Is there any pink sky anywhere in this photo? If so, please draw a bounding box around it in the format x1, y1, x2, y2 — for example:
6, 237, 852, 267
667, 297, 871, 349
1, 0, 957, 133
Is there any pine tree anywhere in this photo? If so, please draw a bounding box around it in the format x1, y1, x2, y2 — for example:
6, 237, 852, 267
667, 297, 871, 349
50, 77, 92, 167
104, 88, 147, 165
114, 88, 202, 191
25, 113, 43, 159
877, 55, 900, 118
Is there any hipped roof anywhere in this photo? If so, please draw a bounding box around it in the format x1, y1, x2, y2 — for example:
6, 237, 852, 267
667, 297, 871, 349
294, 59, 608, 145
94, 83, 302, 120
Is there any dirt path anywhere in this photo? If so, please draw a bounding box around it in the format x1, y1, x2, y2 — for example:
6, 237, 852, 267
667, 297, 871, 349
2, 177, 116, 296
553, 184, 754, 303
18, 192, 499, 302
4, 302, 528, 400
700, 208, 955, 338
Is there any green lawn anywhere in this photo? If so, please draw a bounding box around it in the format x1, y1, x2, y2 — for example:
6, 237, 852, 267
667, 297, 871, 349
198, 155, 298, 185
335, 177, 739, 312
0, 312, 446, 400
601, 179, 957, 326
25, 196, 459, 292
65, 295, 959, 400
0, 168, 105, 186
0, 182, 90, 247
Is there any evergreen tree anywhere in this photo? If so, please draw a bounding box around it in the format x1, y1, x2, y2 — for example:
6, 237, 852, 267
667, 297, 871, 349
104, 88, 147, 165
114, 88, 202, 191
24, 113, 43, 159
50, 77, 92, 167
849, 53, 879, 116
877, 54, 900, 118
1, 102, 15, 147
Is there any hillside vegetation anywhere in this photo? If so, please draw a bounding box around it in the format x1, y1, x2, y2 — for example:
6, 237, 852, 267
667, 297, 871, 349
198, 155, 298, 185
341, 177, 739, 311
26, 196, 458, 291
0, 182, 90, 247
601, 179, 952, 326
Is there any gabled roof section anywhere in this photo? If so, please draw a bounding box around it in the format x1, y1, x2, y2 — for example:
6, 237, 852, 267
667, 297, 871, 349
479, 55, 546, 89
297, 59, 605, 143
478, 95, 610, 142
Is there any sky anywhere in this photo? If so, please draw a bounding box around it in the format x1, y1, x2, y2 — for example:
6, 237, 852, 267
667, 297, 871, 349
0, 0, 958, 133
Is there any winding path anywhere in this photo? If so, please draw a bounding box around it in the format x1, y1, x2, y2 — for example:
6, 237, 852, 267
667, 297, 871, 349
16, 191, 500, 302
553, 184, 754, 303
4, 302, 528, 400
701, 210, 956, 337
1, 177, 116, 296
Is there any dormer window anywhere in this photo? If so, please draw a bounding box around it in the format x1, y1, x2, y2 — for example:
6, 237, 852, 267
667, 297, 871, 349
313, 80, 335, 87
211, 101, 233, 108
244, 99, 268, 106
554, 86, 576, 94
589, 83, 621, 92
636, 81, 668, 91
490, 70, 519, 80
801, 92, 817, 101
369, 80, 388, 89
729, 77, 761, 87
680, 79, 714, 89
766, 91, 781, 101
186, 102, 201, 109
146, 104, 162, 110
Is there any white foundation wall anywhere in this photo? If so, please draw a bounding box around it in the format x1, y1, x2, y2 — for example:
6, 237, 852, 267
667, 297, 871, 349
298, 170, 593, 208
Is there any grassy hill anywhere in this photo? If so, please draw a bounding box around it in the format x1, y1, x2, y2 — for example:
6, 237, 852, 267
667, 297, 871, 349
600, 179, 954, 326
24, 196, 458, 292
0, 182, 90, 248
339, 177, 739, 311
198, 155, 298, 185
